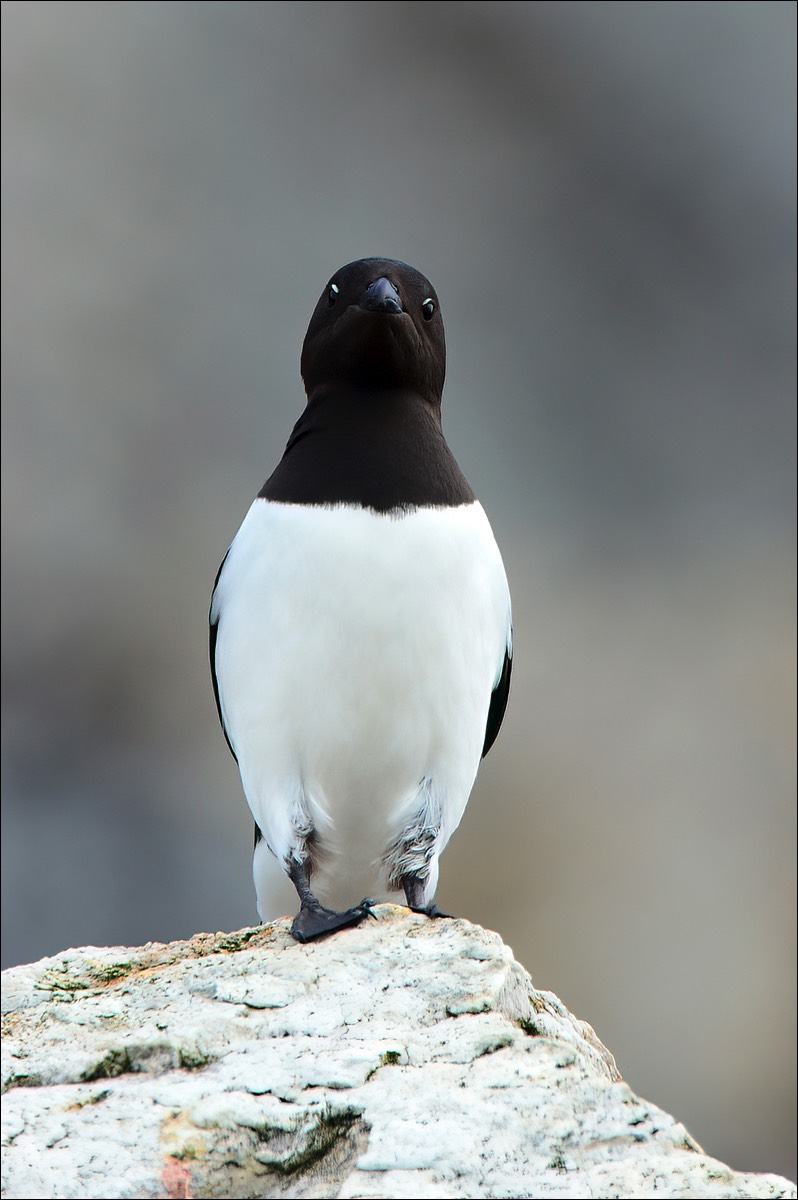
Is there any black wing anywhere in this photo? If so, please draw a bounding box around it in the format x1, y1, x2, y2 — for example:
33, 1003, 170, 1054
482, 641, 512, 758
209, 550, 238, 762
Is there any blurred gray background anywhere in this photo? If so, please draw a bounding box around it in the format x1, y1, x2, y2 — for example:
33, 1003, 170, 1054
2, 0, 795, 1182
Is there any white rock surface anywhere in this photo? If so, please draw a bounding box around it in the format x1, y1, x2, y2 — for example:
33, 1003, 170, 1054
1, 906, 794, 1200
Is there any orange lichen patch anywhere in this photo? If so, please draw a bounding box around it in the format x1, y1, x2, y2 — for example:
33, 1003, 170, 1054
1, 1013, 22, 1038
160, 1156, 193, 1199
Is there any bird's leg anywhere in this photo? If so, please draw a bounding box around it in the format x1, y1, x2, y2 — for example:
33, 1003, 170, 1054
385, 796, 453, 921
400, 872, 451, 920
287, 858, 374, 943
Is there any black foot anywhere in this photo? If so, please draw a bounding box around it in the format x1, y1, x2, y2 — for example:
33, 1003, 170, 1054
408, 903, 452, 919
290, 898, 374, 943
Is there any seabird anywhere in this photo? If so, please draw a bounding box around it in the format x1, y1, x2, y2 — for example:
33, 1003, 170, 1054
210, 258, 512, 942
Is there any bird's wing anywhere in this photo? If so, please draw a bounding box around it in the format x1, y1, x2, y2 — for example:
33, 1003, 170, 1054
482, 632, 513, 758
209, 549, 238, 762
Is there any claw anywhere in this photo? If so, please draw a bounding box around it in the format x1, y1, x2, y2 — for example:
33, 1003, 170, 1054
358, 898, 378, 919
408, 903, 452, 920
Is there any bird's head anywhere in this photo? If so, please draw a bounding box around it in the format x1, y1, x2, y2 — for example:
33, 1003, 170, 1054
300, 258, 446, 407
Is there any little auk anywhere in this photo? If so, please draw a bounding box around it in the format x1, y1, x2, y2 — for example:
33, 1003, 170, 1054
210, 258, 512, 942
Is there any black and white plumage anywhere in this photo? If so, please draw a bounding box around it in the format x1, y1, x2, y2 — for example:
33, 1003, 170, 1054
210, 258, 512, 941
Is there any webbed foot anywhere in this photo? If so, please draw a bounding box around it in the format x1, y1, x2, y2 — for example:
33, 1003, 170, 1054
290, 897, 374, 943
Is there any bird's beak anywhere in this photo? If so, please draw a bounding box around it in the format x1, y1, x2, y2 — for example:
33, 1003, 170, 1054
358, 277, 404, 315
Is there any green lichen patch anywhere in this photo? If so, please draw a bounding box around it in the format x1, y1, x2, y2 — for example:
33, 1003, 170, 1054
30, 957, 137, 997
3, 1071, 42, 1092
81, 1048, 134, 1083
34, 964, 90, 997
178, 1047, 216, 1072
191, 927, 265, 958
517, 1016, 541, 1036
80, 1040, 180, 1082
171, 1143, 201, 1162
85, 961, 135, 986
215, 930, 260, 953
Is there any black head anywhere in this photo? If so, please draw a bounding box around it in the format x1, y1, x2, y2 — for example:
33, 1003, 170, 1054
300, 258, 446, 406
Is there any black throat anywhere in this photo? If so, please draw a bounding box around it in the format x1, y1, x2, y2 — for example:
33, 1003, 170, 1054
258, 387, 475, 513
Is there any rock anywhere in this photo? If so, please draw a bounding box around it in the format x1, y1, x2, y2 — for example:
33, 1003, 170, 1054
1, 906, 794, 1200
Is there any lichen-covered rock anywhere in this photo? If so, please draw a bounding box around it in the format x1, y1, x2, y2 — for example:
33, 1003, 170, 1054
1, 906, 794, 1199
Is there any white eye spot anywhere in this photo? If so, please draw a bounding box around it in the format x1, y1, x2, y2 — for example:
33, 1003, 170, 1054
422, 298, 435, 321
328, 283, 339, 307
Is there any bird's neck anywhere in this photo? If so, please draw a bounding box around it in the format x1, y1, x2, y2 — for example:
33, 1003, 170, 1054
258, 385, 474, 513
304, 384, 443, 429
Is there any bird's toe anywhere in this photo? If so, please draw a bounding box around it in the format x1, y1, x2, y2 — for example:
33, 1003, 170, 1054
408, 903, 452, 920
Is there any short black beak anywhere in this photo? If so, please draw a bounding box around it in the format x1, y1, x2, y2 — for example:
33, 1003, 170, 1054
358, 277, 403, 315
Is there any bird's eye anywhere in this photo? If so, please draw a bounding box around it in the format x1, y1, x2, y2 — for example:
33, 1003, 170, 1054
421, 298, 435, 321
328, 283, 339, 307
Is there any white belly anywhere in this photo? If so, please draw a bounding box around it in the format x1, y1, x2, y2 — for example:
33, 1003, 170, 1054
212, 498, 510, 908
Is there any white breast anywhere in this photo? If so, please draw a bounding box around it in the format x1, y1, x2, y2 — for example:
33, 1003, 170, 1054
212, 498, 511, 909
